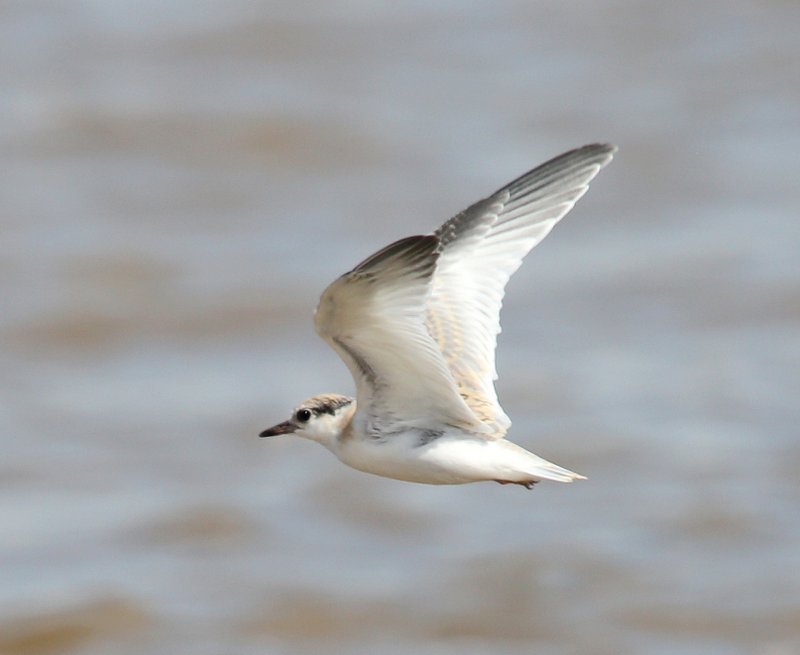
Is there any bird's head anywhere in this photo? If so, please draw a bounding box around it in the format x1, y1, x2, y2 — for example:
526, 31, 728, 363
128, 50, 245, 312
259, 394, 355, 450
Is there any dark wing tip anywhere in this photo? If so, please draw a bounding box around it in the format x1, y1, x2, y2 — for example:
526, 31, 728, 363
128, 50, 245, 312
564, 143, 617, 160
505, 143, 617, 196
581, 142, 617, 154
576, 142, 617, 166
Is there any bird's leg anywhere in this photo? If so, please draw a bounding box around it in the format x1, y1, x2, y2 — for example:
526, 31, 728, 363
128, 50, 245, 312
494, 480, 538, 489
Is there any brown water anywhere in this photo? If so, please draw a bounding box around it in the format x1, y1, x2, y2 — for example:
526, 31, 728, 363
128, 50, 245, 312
2, 2, 799, 654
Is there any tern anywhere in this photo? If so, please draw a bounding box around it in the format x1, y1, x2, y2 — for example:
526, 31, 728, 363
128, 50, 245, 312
260, 144, 616, 488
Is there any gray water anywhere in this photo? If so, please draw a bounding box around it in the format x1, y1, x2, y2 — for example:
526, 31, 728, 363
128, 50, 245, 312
1, 2, 799, 654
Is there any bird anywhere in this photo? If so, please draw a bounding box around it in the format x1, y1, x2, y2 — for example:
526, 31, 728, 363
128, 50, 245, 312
260, 144, 616, 488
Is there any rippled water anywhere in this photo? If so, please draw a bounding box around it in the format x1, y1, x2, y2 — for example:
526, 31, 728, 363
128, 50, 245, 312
2, 2, 799, 654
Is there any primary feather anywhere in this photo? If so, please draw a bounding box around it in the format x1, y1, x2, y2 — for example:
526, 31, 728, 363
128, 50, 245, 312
427, 143, 617, 435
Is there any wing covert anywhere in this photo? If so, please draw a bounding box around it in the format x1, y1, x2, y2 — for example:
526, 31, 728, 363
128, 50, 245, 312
315, 235, 484, 435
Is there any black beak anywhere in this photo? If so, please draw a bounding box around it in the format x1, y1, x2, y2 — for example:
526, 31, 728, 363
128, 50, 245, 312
259, 420, 297, 438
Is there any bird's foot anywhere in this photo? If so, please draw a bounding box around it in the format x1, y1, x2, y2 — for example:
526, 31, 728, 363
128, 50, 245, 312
494, 480, 538, 489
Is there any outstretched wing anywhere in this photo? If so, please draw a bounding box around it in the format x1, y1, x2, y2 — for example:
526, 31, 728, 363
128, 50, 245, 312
426, 144, 617, 436
315, 235, 485, 436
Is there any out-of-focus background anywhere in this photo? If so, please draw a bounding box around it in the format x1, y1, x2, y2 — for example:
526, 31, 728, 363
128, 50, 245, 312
2, 2, 799, 654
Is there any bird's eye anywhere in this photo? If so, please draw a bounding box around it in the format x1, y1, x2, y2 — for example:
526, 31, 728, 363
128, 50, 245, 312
295, 409, 312, 423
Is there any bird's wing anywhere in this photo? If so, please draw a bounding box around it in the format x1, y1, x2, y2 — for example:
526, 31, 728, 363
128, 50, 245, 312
426, 144, 617, 437
315, 235, 485, 436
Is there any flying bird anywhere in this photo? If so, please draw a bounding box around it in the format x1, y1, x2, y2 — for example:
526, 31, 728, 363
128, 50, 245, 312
260, 144, 616, 488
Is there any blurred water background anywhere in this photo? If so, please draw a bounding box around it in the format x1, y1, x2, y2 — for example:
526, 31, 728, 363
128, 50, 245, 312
1, 2, 799, 654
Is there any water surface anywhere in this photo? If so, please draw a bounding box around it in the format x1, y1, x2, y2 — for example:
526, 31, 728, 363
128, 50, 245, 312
1, 2, 799, 653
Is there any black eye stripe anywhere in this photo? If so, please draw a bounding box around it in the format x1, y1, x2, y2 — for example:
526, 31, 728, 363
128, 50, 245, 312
294, 397, 353, 422
315, 397, 353, 415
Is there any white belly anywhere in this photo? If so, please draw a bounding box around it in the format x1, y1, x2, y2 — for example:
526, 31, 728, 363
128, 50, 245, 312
333, 431, 581, 485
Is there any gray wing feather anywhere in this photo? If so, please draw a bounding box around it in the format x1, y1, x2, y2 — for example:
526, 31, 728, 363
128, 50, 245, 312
427, 144, 617, 436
